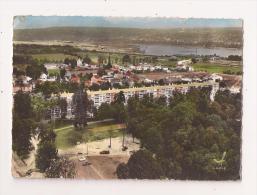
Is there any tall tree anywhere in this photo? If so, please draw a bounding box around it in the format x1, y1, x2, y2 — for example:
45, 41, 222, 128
58, 98, 67, 119
12, 91, 33, 158
45, 157, 76, 178
72, 89, 88, 128
36, 129, 58, 172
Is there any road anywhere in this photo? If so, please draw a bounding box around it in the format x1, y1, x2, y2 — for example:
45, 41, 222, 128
73, 155, 129, 179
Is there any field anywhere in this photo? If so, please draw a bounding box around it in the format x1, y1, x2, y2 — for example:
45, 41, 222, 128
54, 120, 125, 149
192, 63, 242, 73
32, 53, 75, 62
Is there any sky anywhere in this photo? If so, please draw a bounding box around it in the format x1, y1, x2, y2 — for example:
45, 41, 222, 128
14, 16, 243, 29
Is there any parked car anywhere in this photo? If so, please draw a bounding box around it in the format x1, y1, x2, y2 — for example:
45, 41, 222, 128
122, 146, 128, 151
100, 150, 110, 154
78, 156, 87, 162
82, 161, 91, 166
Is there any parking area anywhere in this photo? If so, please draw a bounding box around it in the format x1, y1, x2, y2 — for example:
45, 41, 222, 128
73, 155, 129, 179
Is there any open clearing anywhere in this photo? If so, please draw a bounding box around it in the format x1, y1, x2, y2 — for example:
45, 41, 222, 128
192, 63, 242, 73
54, 120, 125, 149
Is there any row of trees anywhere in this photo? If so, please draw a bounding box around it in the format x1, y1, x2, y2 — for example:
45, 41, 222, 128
12, 92, 34, 158
115, 88, 241, 180
35, 124, 76, 178
34, 81, 81, 97
13, 91, 76, 178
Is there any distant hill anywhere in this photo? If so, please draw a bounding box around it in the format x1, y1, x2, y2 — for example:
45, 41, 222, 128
13, 26, 243, 48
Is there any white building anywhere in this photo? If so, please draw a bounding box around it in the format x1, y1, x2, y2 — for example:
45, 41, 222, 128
44, 63, 59, 70
77, 58, 83, 67
39, 73, 48, 81
39, 73, 56, 82
177, 59, 192, 66
87, 81, 219, 108
210, 73, 223, 82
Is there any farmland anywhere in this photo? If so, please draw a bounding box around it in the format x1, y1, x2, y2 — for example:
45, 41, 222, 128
192, 63, 242, 73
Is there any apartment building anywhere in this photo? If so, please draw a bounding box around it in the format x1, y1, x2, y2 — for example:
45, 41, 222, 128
87, 81, 218, 108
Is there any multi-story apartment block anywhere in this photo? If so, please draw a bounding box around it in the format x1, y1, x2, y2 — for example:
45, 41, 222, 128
57, 81, 219, 120
87, 81, 219, 108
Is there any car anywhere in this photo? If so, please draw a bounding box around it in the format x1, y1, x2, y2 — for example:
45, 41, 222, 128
99, 150, 110, 154
82, 161, 91, 166
78, 156, 87, 162
122, 146, 128, 151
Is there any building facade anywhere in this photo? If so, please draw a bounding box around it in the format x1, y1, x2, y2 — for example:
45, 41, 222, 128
87, 81, 219, 108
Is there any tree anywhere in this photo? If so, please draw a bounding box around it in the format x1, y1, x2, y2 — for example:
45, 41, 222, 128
31, 95, 48, 121
89, 83, 100, 91
64, 58, 77, 69
97, 55, 105, 65
35, 81, 60, 98
227, 55, 242, 61
12, 116, 33, 158
60, 68, 66, 80
36, 130, 58, 172
112, 103, 126, 123
114, 91, 125, 104
45, 157, 76, 178
105, 53, 112, 69
72, 89, 88, 128
117, 150, 164, 179
155, 96, 167, 106
97, 103, 113, 120
191, 58, 197, 64
122, 54, 131, 64
158, 79, 165, 86
121, 87, 241, 180
111, 91, 126, 123
82, 55, 92, 64
25, 64, 46, 80
13, 91, 33, 118
12, 91, 33, 158
116, 163, 129, 179
58, 98, 67, 119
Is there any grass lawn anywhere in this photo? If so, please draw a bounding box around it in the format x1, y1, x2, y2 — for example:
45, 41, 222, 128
192, 63, 242, 74
54, 121, 125, 149
48, 68, 60, 75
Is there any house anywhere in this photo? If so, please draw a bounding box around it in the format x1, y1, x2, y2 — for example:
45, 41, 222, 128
90, 75, 104, 85
13, 84, 33, 93
176, 60, 194, 71
39, 73, 48, 81
15, 75, 32, 85
44, 63, 59, 70
70, 75, 80, 83
39, 73, 56, 82
144, 78, 153, 83
177, 59, 192, 66
77, 58, 83, 67
210, 73, 223, 82
13, 75, 33, 93
129, 65, 136, 70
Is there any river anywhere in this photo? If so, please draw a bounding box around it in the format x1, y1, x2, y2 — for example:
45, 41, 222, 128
137, 44, 242, 57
